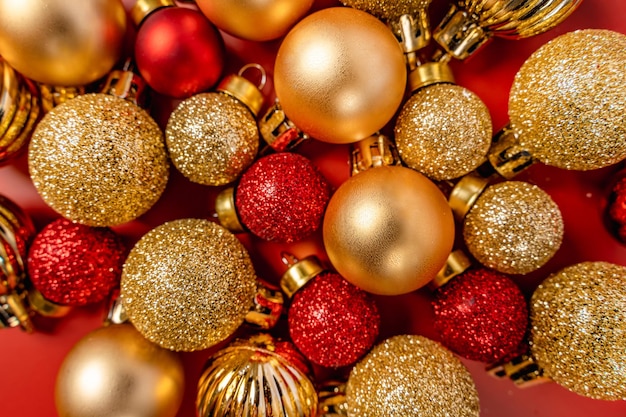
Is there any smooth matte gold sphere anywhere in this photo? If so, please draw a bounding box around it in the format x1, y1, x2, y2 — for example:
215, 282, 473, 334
274, 7, 407, 144
323, 166, 454, 295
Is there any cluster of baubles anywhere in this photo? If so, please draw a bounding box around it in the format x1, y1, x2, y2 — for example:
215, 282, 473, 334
1, 0, 626, 416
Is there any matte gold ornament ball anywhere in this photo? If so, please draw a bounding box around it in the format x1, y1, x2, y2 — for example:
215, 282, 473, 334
55, 324, 185, 417
323, 166, 454, 295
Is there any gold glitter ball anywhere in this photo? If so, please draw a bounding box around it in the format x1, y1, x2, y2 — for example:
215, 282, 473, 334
28, 93, 169, 227
120, 219, 257, 352
464, 181, 563, 274
346, 335, 479, 417
395, 83, 492, 180
509, 29, 626, 170
165, 93, 259, 186
341, 0, 431, 20
530, 262, 626, 400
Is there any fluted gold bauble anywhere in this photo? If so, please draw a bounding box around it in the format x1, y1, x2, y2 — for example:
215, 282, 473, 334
0, 0, 126, 86
509, 29, 626, 171
323, 166, 454, 295
530, 262, 626, 400
121, 219, 257, 352
55, 324, 184, 417
274, 7, 406, 144
346, 335, 480, 417
28, 94, 169, 227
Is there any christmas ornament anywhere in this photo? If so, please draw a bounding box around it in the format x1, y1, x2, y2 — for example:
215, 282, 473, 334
215, 152, 332, 243
433, 0, 582, 61
346, 335, 480, 416
395, 61, 492, 180
165, 65, 265, 186
271, 7, 406, 145
317, 380, 349, 417
27, 218, 126, 307
28, 69, 169, 227
606, 175, 626, 243
133, 0, 226, 98
55, 323, 185, 417
280, 253, 380, 368
196, 0, 314, 41
323, 135, 454, 295
0, 0, 126, 86
120, 218, 283, 351
197, 333, 318, 416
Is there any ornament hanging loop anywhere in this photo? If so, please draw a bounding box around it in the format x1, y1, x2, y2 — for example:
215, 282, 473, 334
238, 63, 267, 91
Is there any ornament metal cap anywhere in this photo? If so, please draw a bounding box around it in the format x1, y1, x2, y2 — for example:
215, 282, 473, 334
0, 292, 33, 332
259, 99, 309, 151
448, 173, 490, 221
131, 0, 176, 26
279, 253, 325, 299
433, 5, 490, 61
351, 133, 401, 176
39, 84, 84, 113
408, 61, 455, 92
104, 289, 128, 326
389, 12, 431, 70
217, 64, 266, 117
430, 249, 472, 289
318, 379, 349, 416
486, 125, 536, 179
245, 281, 284, 329
487, 353, 550, 387
215, 187, 246, 233
100, 67, 148, 107
27, 287, 71, 318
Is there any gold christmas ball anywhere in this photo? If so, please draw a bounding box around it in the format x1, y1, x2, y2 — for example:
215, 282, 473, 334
509, 29, 626, 170
530, 262, 626, 400
346, 335, 480, 417
121, 219, 257, 351
196, 0, 313, 41
0, 0, 126, 86
274, 7, 406, 144
55, 324, 184, 417
28, 94, 169, 227
464, 181, 563, 275
395, 83, 492, 181
323, 166, 454, 295
341, 0, 431, 20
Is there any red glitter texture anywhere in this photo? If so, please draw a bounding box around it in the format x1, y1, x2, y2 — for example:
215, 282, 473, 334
235, 153, 331, 243
432, 268, 528, 363
27, 219, 127, 306
609, 177, 626, 224
288, 272, 380, 368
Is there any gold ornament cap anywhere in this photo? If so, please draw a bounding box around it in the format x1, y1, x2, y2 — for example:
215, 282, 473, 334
259, 100, 309, 152
279, 253, 325, 299
39, 84, 84, 114
318, 379, 349, 416
408, 61, 455, 92
432, 5, 490, 61
430, 249, 472, 289
486, 125, 535, 179
0, 292, 33, 332
100, 68, 148, 107
245, 281, 284, 329
215, 187, 246, 233
486, 353, 550, 387
448, 173, 490, 221
27, 287, 71, 318
351, 134, 401, 176
131, 0, 176, 26
216, 64, 266, 116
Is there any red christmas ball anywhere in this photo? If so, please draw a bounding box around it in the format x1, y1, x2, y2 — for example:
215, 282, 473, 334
432, 268, 528, 363
288, 272, 380, 368
27, 219, 127, 306
236, 152, 332, 243
134, 7, 225, 98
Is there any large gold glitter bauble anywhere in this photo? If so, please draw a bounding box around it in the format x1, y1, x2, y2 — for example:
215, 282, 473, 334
121, 219, 257, 352
323, 166, 454, 295
0, 0, 126, 86
346, 335, 480, 417
530, 262, 626, 400
395, 83, 492, 181
464, 181, 563, 275
509, 29, 626, 171
197, 334, 318, 416
28, 94, 169, 227
55, 324, 184, 417
274, 7, 406, 144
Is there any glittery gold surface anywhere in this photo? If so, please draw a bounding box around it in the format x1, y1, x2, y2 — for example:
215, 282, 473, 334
346, 335, 479, 417
464, 181, 563, 274
530, 262, 626, 400
341, 0, 431, 20
28, 93, 169, 227
120, 219, 257, 352
509, 29, 626, 170
395, 84, 492, 181
165, 93, 259, 186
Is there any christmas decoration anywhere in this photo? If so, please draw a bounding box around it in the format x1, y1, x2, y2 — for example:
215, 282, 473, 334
0, 0, 126, 86
196, 333, 318, 416
133, 0, 225, 98
215, 152, 332, 243
606, 175, 626, 243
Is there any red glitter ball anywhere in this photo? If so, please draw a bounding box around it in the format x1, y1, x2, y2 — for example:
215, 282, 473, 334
609, 177, 626, 224
288, 272, 380, 368
27, 219, 127, 306
235, 153, 331, 243
432, 268, 528, 363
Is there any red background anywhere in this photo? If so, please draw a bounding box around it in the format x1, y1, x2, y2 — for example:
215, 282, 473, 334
2, 0, 626, 416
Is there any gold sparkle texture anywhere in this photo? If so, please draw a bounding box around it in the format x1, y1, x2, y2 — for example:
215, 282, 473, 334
346, 335, 480, 417
395, 83, 492, 180
340, 0, 431, 20
509, 29, 626, 170
530, 262, 626, 400
120, 219, 257, 352
165, 93, 259, 186
28, 94, 169, 227
464, 181, 563, 274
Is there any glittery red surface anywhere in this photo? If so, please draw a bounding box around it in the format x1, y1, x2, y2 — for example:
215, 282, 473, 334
235, 152, 332, 243
27, 219, 127, 306
288, 272, 380, 368
432, 268, 528, 363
